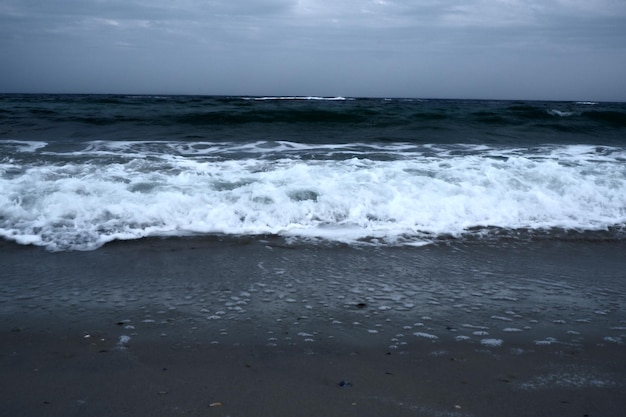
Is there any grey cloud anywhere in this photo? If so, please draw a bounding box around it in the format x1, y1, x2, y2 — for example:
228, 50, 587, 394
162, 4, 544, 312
1, 0, 625, 100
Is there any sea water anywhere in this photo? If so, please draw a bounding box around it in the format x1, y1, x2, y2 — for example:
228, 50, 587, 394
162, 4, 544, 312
1, 94, 625, 356
1, 94, 625, 251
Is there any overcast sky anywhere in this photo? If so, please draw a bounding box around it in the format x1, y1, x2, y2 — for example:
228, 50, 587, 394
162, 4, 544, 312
1, 0, 625, 100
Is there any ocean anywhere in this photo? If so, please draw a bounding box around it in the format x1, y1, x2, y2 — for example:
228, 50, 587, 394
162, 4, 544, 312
1, 94, 625, 251
2, 94, 626, 416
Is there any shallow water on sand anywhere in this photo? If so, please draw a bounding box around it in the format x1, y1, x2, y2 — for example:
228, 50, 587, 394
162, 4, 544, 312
2, 237, 624, 353
2, 237, 625, 417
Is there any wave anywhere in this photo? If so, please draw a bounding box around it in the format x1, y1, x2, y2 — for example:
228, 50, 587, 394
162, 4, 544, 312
548, 109, 574, 117
1, 142, 625, 251
172, 108, 368, 126
1, 140, 48, 153
2, 96, 625, 141
582, 110, 626, 127
243, 96, 350, 101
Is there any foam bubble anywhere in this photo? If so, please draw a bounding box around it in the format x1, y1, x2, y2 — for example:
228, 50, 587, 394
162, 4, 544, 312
413, 332, 438, 339
480, 338, 503, 347
519, 366, 618, 390
502, 328, 523, 332
534, 337, 558, 345
117, 335, 131, 347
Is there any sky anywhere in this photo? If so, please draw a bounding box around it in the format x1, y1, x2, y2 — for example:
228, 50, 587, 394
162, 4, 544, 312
1, 0, 626, 101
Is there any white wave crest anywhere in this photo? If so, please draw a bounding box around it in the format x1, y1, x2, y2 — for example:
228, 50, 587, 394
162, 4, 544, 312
1, 143, 625, 250
243, 96, 349, 101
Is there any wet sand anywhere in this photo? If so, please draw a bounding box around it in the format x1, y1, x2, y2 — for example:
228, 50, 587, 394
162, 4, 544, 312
1, 238, 625, 416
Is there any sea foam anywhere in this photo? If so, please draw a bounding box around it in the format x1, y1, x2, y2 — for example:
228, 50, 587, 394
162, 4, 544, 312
1, 142, 625, 250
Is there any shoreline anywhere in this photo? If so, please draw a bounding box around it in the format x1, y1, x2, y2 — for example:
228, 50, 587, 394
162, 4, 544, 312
2, 238, 625, 416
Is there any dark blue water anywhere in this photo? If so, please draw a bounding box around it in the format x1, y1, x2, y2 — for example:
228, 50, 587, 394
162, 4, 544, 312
2, 94, 625, 145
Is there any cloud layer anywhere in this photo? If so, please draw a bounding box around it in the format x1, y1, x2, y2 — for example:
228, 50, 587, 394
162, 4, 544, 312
1, 0, 625, 99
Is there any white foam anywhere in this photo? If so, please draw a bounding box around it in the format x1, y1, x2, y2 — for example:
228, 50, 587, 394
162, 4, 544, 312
244, 96, 349, 101
462, 324, 489, 330
413, 332, 438, 339
117, 335, 131, 346
480, 338, 503, 347
548, 109, 574, 117
2, 142, 625, 250
534, 337, 558, 345
490, 316, 512, 321
1, 140, 48, 153
519, 368, 617, 390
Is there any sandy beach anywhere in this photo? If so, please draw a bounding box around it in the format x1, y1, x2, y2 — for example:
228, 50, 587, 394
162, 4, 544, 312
1, 238, 625, 417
